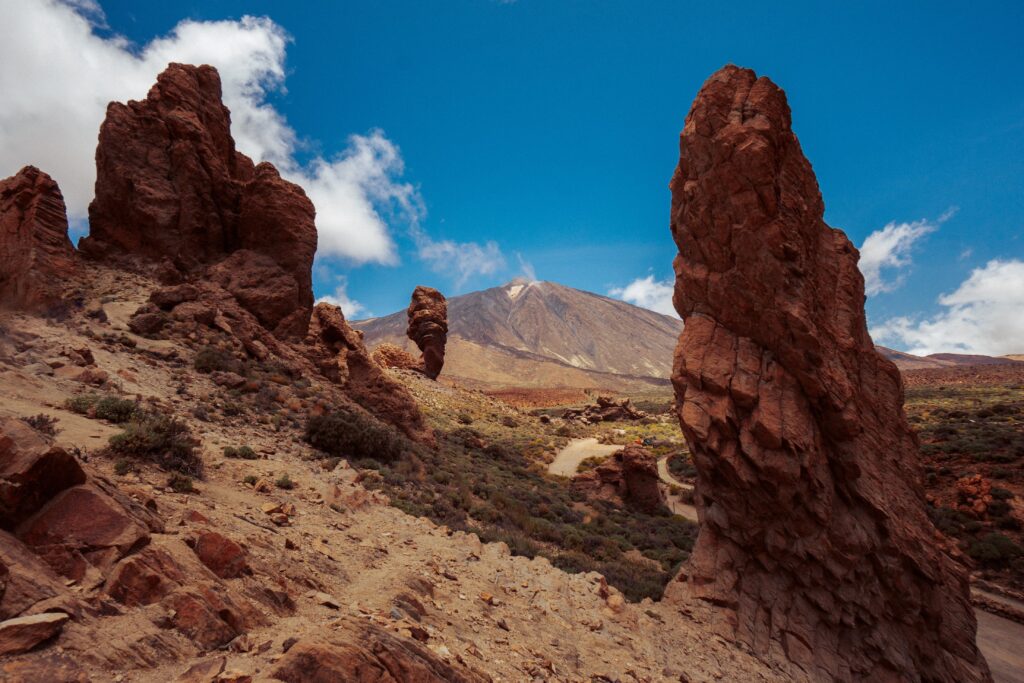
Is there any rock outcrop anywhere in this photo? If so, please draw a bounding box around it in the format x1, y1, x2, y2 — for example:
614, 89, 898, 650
0, 166, 76, 311
81, 63, 316, 338
562, 396, 647, 424
667, 66, 991, 682
308, 303, 433, 444
406, 286, 448, 380
570, 445, 665, 514
371, 342, 422, 371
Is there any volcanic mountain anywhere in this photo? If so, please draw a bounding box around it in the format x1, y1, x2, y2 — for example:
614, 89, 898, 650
353, 279, 683, 391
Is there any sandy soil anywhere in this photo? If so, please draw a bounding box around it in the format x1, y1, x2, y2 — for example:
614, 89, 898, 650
547, 437, 621, 477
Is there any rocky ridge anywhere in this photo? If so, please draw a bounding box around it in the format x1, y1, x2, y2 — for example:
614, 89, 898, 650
667, 65, 991, 681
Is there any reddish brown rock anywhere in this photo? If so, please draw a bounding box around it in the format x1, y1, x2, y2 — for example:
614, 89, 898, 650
667, 66, 990, 682
307, 303, 433, 444
956, 474, 994, 517
192, 531, 248, 579
82, 63, 316, 338
0, 419, 86, 530
406, 286, 448, 380
270, 621, 489, 683
0, 612, 69, 656
17, 483, 150, 573
208, 250, 306, 338
0, 166, 76, 311
0, 530, 72, 620
371, 342, 422, 372
0, 652, 89, 682
562, 396, 647, 424
570, 445, 665, 514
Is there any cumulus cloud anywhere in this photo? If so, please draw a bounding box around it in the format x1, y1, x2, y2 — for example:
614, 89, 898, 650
411, 227, 506, 288
609, 275, 678, 318
870, 259, 1024, 356
315, 276, 369, 319
0, 0, 414, 265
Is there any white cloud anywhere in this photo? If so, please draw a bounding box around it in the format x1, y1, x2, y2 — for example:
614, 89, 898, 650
0, 0, 415, 265
870, 259, 1024, 356
515, 253, 538, 283
609, 275, 678, 318
412, 227, 506, 288
858, 218, 939, 296
315, 276, 369, 319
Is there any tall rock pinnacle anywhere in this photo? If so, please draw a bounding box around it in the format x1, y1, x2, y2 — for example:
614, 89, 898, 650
406, 286, 448, 380
667, 65, 991, 682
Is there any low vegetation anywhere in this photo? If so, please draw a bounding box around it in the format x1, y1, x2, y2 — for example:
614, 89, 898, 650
108, 413, 203, 477
305, 410, 408, 463
66, 393, 139, 423
223, 445, 258, 460
21, 413, 59, 436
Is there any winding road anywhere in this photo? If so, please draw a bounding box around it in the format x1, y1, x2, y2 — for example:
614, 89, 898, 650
549, 438, 699, 521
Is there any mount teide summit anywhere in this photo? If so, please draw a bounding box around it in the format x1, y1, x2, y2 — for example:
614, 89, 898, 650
354, 279, 683, 390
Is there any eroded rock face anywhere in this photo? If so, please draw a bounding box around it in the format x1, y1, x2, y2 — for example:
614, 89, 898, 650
406, 286, 448, 380
308, 303, 433, 445
371, 342, 422, 371
82, 63, 316, 338
562, 396, 647, 424
667, 65, 990, 682
0, 166, 75, 311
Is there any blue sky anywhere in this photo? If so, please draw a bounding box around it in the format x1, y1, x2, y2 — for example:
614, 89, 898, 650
3, 1, 1023, 354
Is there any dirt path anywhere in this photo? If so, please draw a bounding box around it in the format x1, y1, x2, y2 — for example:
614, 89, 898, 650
549, 440, 699, 521
547, 437, 621, 477
976, 609, 1024, 682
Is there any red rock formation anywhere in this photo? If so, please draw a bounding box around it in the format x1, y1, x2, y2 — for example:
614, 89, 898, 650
82, 63, 316, 338
667, 66, 990, 682
562, 396, 647, 423
570, 445, 665, 514
0, 419, 86, 529
406, 286, 448, 380
307, 303, 433, 445
371, 342, 422, 371
0, 166, 75, 311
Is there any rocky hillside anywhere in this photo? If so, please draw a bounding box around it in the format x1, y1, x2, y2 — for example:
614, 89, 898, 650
877, 346, 1024, 371
355, 278, 683, 391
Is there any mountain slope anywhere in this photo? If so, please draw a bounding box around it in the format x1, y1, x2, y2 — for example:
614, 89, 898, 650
354, 279, 683, 390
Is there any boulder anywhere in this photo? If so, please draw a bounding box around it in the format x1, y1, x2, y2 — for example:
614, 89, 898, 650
307, 303, 433, 445
0, 166, 76, 311
0, 530, 72, 620
17, 483, 150, 573
570, 445, 665, 514
208, 250, 304, 338
0, 418, 86, 529
666, 65, 990, 682
191, 531, 248, 579
0, 612, 69, 656
82, 63, 316, 338
270, 620, 489, 683
406, 286, 448, 380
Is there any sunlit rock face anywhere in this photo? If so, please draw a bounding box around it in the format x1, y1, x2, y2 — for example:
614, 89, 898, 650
667, 65, 992, 683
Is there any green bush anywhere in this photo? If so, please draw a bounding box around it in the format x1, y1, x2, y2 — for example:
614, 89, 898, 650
304, 410, 408, 463
108, 414, 203, 477
22, 414, 59, 436
243, 474, 258, 485
193, 346, 239, 374
113, 458, 133, 476
223, 445, 258, 460
275, 474, 295, 490
167, 473, 195, 493
967, 533, 1024, 568
66, 394, 138, 423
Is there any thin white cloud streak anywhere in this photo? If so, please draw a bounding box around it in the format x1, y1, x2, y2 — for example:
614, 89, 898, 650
870, 259, 1024, 356
0, 0, 413, 265
609, 275, 678, 318
412, 227, 506, 288
859, 218, 938, 296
